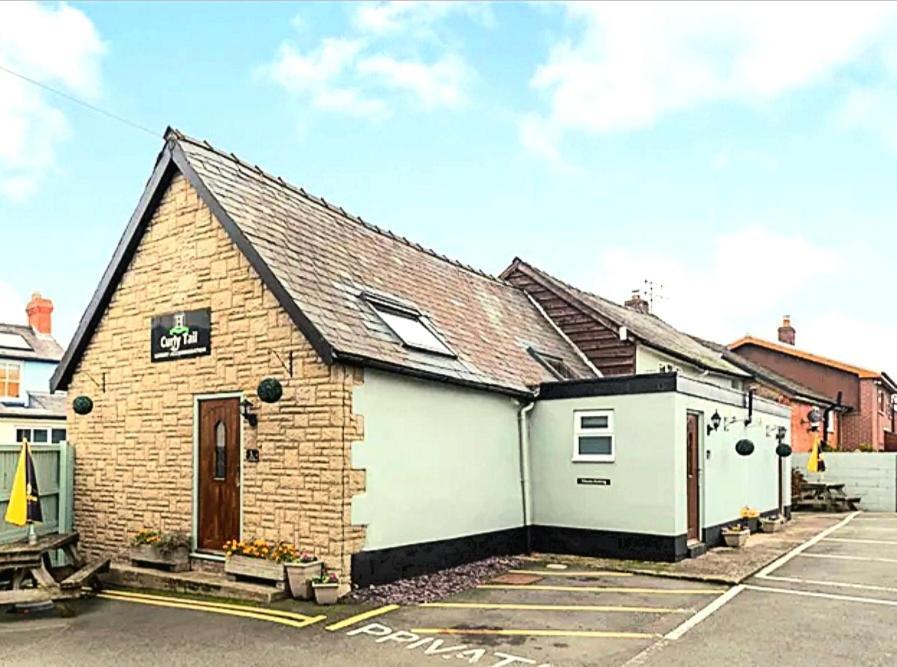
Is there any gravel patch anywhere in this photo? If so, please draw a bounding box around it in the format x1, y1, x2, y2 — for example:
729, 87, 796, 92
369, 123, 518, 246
348, 555, 525, 605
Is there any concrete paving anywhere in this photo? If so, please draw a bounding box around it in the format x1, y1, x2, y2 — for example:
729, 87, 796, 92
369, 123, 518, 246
2, 512, 896, 666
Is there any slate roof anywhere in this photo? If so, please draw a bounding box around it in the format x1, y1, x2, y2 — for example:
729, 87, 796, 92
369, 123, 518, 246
53, 129, 594, 395
0, 392, 66, 420
695, 337, 834, 405
0, 323, 63, 362
503, 259, 748, 378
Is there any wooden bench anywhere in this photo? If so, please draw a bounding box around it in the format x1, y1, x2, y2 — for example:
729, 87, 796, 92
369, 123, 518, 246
0, 532, 110, 617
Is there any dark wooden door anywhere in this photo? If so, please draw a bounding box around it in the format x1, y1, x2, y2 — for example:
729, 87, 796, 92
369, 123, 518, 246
197, 398, 240, 551
686, 413, 701, 542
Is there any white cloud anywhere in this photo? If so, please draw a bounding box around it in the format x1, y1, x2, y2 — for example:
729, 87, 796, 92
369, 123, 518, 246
0, 1, 105, 199
0, 282, 24, 325
353, 2, 493, 37
583, 227, 840, 345
357, 54, 467, 109
835, 85, 897, 150
261, 11, 474, 119
524, 1, 897, 160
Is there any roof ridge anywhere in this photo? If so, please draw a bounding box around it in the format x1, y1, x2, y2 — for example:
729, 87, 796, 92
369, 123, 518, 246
170, 129, 516, 289
729, 335, 881, 378
515, 258, 633, 313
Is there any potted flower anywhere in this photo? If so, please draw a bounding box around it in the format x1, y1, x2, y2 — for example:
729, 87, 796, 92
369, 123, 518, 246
759, 513, 785, 533
223, 538, 290, 588
283, 550, 323, 601
739, 506, 760, 533
311, 570, 340, 605
721, 522, 750, 548
130, 529, 191, 572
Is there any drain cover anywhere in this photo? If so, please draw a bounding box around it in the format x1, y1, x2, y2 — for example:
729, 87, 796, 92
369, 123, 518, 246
489, 573, 543, 585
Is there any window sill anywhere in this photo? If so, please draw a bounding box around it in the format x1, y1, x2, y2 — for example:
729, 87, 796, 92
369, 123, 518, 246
572, 457, 615, 464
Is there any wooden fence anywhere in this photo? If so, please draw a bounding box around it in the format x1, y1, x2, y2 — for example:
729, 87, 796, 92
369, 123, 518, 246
0, 442, 74, 544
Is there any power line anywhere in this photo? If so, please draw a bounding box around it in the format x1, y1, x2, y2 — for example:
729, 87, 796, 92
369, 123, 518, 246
0, 63, 159, 139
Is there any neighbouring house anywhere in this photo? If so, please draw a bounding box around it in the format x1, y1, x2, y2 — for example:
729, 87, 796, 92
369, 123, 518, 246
696, 338, 843, 453
0, 293, 66, 446
730, 317, 897, 452
51, 129, 791, 588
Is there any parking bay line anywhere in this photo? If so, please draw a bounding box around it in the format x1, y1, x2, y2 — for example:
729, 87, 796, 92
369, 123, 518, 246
755, 511, 859, 578
409, 627, 656, 639
744, 584, 897, 607
104, 589, 321, 623
663, 585, 744, 641
421, 602, 692, 613
822, 537, 897, 545
799, 552, 897, 564
326, 605, 400, 632
508, 569, 633, 578
760, 574, 897, 595
97, 592, 327, 628
478, 585, 725, 595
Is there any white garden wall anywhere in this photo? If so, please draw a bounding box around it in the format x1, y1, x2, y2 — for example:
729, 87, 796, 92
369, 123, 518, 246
794, 452, 897, 512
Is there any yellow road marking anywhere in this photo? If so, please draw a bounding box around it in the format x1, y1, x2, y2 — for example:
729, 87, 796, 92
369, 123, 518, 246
105, 589, 317, 622
421, 602, 691, 613
325, 604, 400, 631
410, 628, 655, 639
509, 569, 633, 578
478, 585, 724, 595
97, 593, 326, 629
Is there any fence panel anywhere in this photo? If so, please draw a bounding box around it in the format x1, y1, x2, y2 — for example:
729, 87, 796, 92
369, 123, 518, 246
0, 442, 73, 543
794, 452, 897, 512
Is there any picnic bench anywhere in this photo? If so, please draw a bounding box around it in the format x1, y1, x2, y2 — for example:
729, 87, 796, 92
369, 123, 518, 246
0, 531, 110, 616
794, 482, 861, 512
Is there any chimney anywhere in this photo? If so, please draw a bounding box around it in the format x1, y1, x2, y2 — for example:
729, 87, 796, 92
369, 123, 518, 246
624, 290, 650, 315
777, 315, 795, 346
26, 292, 53, 335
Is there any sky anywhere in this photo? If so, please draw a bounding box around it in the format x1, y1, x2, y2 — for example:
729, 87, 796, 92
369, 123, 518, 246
1, 1, 897, 372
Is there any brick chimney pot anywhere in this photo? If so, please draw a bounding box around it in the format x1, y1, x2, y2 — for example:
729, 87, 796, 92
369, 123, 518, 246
26, 292, 53, 335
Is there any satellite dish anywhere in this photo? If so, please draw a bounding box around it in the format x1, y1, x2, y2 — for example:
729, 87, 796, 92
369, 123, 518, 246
807, 408, 823, 424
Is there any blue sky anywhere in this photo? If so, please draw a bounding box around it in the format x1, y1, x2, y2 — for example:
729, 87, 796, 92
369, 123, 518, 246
1, 1, 897, 371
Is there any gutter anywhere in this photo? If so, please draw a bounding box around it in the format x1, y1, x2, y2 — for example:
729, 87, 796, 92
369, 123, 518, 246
517, 391, 538, 553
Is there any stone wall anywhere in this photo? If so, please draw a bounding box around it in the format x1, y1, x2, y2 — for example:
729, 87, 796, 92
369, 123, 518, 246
66, 173, 365, 577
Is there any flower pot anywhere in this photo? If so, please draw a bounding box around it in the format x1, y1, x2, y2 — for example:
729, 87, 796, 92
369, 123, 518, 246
130, 544, 190, 572
312, 582, 340, 605
759, 517, 785, 533
722, 529, 750, 548
284, 560, 323, 600
225, 554, 286, 588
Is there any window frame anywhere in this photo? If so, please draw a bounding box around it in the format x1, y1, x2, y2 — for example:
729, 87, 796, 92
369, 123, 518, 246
363, 293, 456, 357
572, 409, 615, 463
0, 360, 23, 402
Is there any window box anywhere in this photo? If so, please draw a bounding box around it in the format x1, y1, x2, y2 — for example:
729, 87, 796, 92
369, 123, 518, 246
225, 554, 286, 588
573, 410, 615, 462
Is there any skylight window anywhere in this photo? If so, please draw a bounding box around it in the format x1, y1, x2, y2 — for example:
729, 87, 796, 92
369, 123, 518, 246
0, 333, 31, 351
528, 347, 576, 380
363, 295, 454, 356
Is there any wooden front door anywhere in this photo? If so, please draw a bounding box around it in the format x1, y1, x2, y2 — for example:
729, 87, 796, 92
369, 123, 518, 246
197, 398, 241, 551
686, 413, 701, 542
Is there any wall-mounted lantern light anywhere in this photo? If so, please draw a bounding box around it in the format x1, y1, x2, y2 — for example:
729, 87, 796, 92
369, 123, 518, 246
240, 398, 258, 427
257, 377, 283, 404
707, 410, 722, 435
73, 395, 94, 416
735, 438, 755, 456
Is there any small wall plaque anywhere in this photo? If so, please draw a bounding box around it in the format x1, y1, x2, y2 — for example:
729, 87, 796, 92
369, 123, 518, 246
577, 477, 610, 486
245, 448, 260, 463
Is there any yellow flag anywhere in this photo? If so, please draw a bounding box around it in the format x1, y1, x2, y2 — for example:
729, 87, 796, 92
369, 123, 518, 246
807, 436, 821, 473
4, 440, 42, 527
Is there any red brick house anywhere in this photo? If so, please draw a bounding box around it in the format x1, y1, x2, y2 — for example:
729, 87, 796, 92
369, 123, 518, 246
730, 318, 897, 452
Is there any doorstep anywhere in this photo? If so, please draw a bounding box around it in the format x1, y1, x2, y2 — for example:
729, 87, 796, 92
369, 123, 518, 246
102, 562, 287, 604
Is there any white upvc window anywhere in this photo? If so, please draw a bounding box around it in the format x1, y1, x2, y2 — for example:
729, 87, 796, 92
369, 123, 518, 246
573, 409, 615, 462
0, 360, 22, 401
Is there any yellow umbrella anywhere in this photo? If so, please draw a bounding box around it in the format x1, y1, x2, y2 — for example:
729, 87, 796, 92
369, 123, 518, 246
4, 439, 43, 533
807, 435, 825, 473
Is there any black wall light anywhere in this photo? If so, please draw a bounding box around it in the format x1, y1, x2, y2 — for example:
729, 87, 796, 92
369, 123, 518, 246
707, 410, 722, 435
240, 398, 258, 427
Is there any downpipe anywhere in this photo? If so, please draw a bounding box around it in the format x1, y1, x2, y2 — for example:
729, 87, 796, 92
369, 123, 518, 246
518, 392, 538, 554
